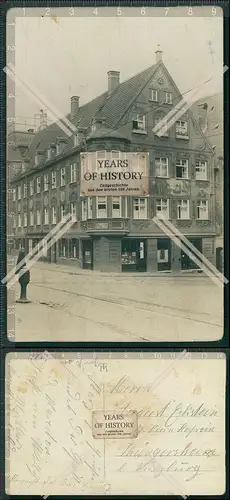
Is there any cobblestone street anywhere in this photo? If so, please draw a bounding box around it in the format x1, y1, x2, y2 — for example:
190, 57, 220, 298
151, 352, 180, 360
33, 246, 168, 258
11, 262, 223, 342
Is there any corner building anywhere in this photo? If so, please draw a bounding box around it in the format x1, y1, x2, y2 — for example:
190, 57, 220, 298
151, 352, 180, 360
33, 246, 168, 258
10, 50, 216, 273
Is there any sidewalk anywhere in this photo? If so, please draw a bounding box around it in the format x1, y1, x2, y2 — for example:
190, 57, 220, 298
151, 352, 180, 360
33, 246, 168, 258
32, 261, 210, 279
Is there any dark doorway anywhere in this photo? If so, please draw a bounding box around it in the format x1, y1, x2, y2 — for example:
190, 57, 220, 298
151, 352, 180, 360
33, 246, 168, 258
181, 237, 202, 270
121, 239, 147, 272
157, 238, 171, 271
82, 240, 93, 269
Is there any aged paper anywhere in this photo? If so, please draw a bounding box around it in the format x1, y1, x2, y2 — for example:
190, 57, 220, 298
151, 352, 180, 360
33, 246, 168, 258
5, 352, 226, 495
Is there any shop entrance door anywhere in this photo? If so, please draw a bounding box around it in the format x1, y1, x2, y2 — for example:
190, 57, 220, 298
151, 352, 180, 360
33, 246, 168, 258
157, 239, 171, 271
121, 239, 146, 272
82, 240, 93, 270
181, 238, 202, 270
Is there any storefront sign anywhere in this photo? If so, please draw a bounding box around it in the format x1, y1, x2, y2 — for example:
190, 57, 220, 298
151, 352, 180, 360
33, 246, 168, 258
80, 151, 149, 196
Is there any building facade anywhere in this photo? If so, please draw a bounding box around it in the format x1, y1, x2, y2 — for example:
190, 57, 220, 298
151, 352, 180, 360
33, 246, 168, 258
10, 50, 216, 273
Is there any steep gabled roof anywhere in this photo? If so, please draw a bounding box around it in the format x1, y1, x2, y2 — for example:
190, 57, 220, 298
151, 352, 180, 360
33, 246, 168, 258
191, 92, 223, 155
25, 63, 159, 167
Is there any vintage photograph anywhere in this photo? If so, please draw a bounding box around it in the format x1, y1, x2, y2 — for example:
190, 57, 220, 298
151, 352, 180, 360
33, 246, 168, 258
6, 6, 224, 342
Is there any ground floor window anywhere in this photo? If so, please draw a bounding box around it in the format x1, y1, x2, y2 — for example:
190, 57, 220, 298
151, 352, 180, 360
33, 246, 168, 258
121, 239, 146, 272
59, 238, 67, 258
69, 238, 79, 259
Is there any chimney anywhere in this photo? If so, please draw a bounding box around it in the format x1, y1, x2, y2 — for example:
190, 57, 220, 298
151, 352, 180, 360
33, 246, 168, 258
107, 71, 120, 96
71, 96, 79, 120
155, 45, 163, 63
91, 116, 106, 132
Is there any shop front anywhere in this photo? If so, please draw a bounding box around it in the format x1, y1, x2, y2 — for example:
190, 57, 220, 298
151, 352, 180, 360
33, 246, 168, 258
121, 238, 147, 272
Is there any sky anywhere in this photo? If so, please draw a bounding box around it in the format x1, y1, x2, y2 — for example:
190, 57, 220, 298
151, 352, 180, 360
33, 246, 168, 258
8, 6, 223, 127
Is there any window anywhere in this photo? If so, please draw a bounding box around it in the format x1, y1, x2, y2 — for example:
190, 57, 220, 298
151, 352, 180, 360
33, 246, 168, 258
29, 210, 34, 226
12, 189, 16, 201
177, 200, 190, 219
154, 117, 169, 137
164, 92, 172, 104
47, 148, 51, 159
132, 113, 146, 132
88, 197, 92, 219
155, 157, 168, 177
44, 174, 49, 191
176, 159, 188, 179
176, 120, 188, 138
112, 196, 121, 218
156, 199, 169, 219
23, 213, 27, 227
13, 215, 16, 228
60, 167, 65, 186
51, 171, 56, 189
44, 207, 49, 225
36, 177, 41, 193
196, 161, 207, 180
133, 198, 148, 219
56, 143, 60, 155
18, 185, 21, 200
23, 183, 27, 198
197, 200, 209, 220
81, 199, 87, 221
70, 202, 76, 218
35, 152, 39, 166
96, 196, 107, 218
18, 213, 21, 227
60, 205, 65, 222
70, 163, 77, 183
59, 239, 67, 257
36, 209, 41, 225
70, 238, 79, 259
149, 89, 158, 102
52, 206, 57, 224
29, 180, 34, 196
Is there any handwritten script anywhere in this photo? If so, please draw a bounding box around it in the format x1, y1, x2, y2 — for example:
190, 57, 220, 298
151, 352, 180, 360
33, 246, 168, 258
5, 354, 225, 495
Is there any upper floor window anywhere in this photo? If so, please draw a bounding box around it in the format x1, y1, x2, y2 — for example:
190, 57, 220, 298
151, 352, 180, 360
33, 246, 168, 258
44, 207, 49, 225
29, 210, 34, 226
149, 89, 158, 102
196, 160, 207, 181
36, 177, 41, 193
88, 197, 93, 219
177, 199, 190, 219
197, 200, 209, 220
164, 92, 172, 104
60, 205, 65, 222
133, 198, 148, 219
74, 134, 79, 147
176, 120, 188, 139
156, 198, 169, 219
132, 113, 146, 132
60, 167, 66, 187
70, 163, 77, 183
51, 171, 56, 189
56, 143, 60, 156
17, 185, 21, 200
36, 209, 41, 225
23, 183, 27, 198
81, 199, 87, 221
47, 147, 52, 160
112, 196, 121, 218
52, 206, 57, 224
154, 117, 168, 137
70, 202, 76, 219
13, 215, 16, 228
155, 157, 168, 177
23, 212, 27, 227
18, 213, 21, 228
44, 174, 49, 191
96, 196, 107, 218
29, 180, 34, 196
176, 159, 189, 179
12, 189, 16, 201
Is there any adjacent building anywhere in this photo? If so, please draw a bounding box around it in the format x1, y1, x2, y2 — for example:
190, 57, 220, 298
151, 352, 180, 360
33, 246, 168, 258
9, 50, 217, 273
